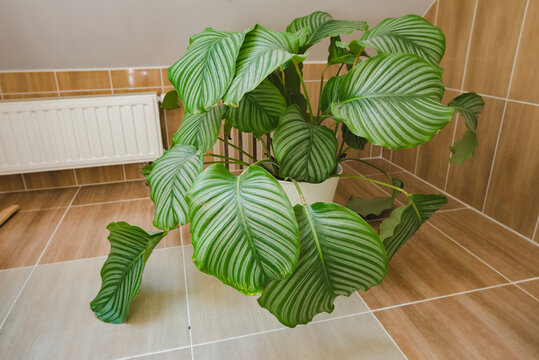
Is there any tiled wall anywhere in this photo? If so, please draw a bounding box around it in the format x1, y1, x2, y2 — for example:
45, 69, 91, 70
386, 0, 538, 241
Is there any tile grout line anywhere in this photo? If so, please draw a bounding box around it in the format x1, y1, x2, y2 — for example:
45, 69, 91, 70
481, 0, 530, 213
444, 87, 539, 107
52, 71, 61, 96
0, 177, 146, 194
532, 216, 539, 243
180, 227, 195, 360
108, 69, 114, 94
0, 186, 80, 330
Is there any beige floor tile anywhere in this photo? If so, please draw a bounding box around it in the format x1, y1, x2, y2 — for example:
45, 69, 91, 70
133, 348, 192, 360
0, 187, 78, 211
0, 248, 190, 360
376, 285, 539, 359
183, 246, 369, 345
40, 199, 180, 264
0, 267, 31, 322
0, 209, 65, 269
517, 279, 539, 300
193, 313, 405, 360
428, 210, 539, 281
73, 180, 149, 205
360, 223, 506, 309
343, 158, 403, 176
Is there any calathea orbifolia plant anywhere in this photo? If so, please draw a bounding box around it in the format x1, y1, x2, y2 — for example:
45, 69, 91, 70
90, 11, 484, 326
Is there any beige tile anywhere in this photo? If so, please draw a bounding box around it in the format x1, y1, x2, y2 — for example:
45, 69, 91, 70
0, 187, 77, 211
0, 174, 25, 192
193, 312, 404, 360
483, 102, 539, 238
429, 209, 539, 281
183, 246, 369, 345
360, 223, 506, 309
134, 348, 192, 360
40, 199, 180, 264
0, 209, 64, 269
390, 147, 418, 173
56, 70, 111, 91
343, 158, 403, 177
463, 0, 527, 97
23, 169, 76, 189
73, 180, 149, 205
0, 72, 57, 93
2, 92, 59, 99
111, 68, 162, 89
124, 163, 146, 180
423, 0, 437, 24
376, 285, 539, 359
0, 267, 32, 322
74, 165, 125, 185
509, 0, 539, 103
518, 279, 539, 300
59, 90, 113, 96
0, 248, 190, 359
302, 63, 342, 81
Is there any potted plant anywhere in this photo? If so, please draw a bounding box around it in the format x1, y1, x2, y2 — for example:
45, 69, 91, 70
90, 11, 484, 327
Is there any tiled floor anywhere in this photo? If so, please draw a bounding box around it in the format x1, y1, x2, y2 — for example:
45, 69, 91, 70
0, 159, 537, 359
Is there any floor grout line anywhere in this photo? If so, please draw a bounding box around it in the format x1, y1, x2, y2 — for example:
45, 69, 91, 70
70, 197, 151, 208
180, 227, 195, 360
0, 177, 146, 194
0, 186, 80, 330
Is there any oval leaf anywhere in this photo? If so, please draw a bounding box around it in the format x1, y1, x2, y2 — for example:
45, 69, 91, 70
173, 105, 226, 152
449, 129, 479, 164
342, 124, 368, 150
187, 164, 300, 295
258, 202, 387, 327
161, 89, 180, 110
320, 74, 344, 115
168, 27, 249, 113
449, 92, 484, 131
331, 53, 455, 149
273, 105, 338, 183
148, 144, 203, 230
226, 80, 287, 136
359, 14, 445, 66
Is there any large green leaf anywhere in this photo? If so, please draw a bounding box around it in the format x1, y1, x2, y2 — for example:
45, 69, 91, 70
187, 164, 300, 295
258, 202, 387, 327
226, 80, 287, 136
148, 144, 203, 230
90, 222, 166, 324
449, 92, 484, 131
449, 129, 479, 164
273, 105, 338, 183
168, 27, 249, 113
173, 105, 226, 152
342, 123, 368, 150
359, 15, 445, 66
223, 25, 306, 106
327, 36, 355, 65
380, 194, 447, 260
346, 177, 403, 217
331, 53, 455, 149
286, 11, 368, 51
319, 74, 344, 115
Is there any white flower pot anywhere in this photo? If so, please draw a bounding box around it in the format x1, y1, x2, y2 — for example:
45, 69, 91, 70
277, 165, 342, 206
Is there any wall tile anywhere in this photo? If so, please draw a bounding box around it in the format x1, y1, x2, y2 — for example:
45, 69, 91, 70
0, 175, 25, 192
445, 97, 504, 209
484, 102, 539, 238
0, 72, 57, 93
161, 68, 173, 88
302, 63, 342, 81
23, 169, 76, 189
391, 147, 418, 173
165, 107, 184, 148
59, 90, 112, 97
110, 68, 162, 89
463, 0, 526, 97
508, 0, 539, 103
2, 93, 58, 100
124, 163, 146, 180
113, 87, 162, 95
56, 70, 111, 91
74, 165, 125, 185
423, 0, 437, 24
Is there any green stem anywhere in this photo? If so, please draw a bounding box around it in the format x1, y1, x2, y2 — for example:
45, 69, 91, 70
334, 122, 340, 135
336, 63, 344, 76
291, 179, 306, 205
293, 60, 314, 123
205, 153, 250, 166
217, 137, 256, 160
204, 160, 248, 166
333, 173, 409, 197
352, 47, 364, 68
251, 158, 278, 168
341, 158, 391, 181
258, 136, 272, 158
336, 138, 345, 161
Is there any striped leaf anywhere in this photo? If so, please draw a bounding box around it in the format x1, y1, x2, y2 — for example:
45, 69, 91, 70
449, 129, 479, 164
90, 222, 166, 324
359, 14, 445, 66
346, 177, 403, 217
286, 11, 368, 51
223, 25, 306, 106
327, 36, 355, 66
226, 80, 287, 136
168, 27, 249, 113
380, 194, 447, 260
331, 53, 455, 149
187, 164, 300, 295
273, 105, 338, 183
449, 92, 484, 131
173, 105, 226, 152
342, 124, 368, 150
319, 74, 344, 115
258, 202, 387, 327
148, 144, 203, 230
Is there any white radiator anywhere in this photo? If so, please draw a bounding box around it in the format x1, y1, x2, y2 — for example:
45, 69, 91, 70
0, 93, 163, 175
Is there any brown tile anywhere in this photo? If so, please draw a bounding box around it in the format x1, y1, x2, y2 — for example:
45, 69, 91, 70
2, 92, 58, 100
334, 175, 392, 208
0, 187, 77, 211
165, 107, 184, 148
73, 180, 149, 205
445, 97, 504, 209
376, 285, 539, 359
301, 81, 321, 113
437, 0, 476, 89
509, 0, 539, 103
381, 147, 391, 160
181, 224, 192, 245
390, 147, 418, 173
361, 223, 506, 309
124, 163, 146, 180
161, 68, 173, 88
343, 158, 403, 176
518, 280, 539, 300
40, 199, 180, 264
0, 209, 64, 269
56, 70, 111, 91
59, 90, 112, 96
484, 102, 539, 238
113, 87, 162, 95
463, 0, 527, 97
0, 72, 57, 93
0, 174, 25, 192
429, 209, 539, 281
23, 169, 76, 189
74, 165, 124, 185
423, 0, 437, 24
110, 68, 162, 89
302, 63, 342, 81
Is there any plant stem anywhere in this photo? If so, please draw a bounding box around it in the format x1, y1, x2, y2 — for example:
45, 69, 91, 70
336, 63, 344, 76
352, 47, 364, 68
341, 158, 391, 181
333, 173, 409, 197
293, 60, 314, 123
316, 64, 330, 118
217, 137, 256, 160
205, 153, 250, 166
291, 179, 306, 205
204, 160, 247, 166
334, 122, 340, 135
336, 138, 345, 161
251, 158, 279, 168
258, 135, 272, 158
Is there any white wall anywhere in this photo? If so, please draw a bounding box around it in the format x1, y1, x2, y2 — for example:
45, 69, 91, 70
0, 0, 432, 71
